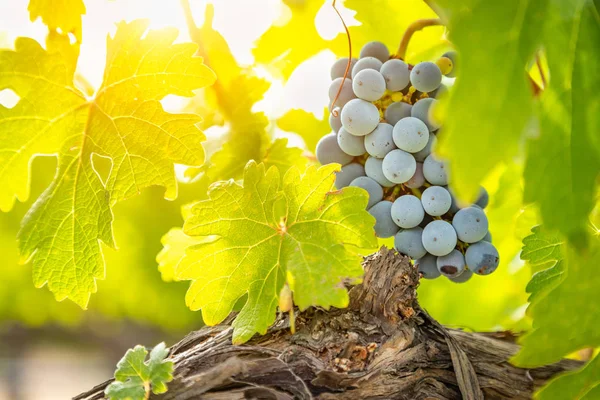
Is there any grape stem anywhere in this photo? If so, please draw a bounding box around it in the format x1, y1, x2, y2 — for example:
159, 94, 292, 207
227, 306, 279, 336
396, 18, 445, 60
330, 0, 352, 117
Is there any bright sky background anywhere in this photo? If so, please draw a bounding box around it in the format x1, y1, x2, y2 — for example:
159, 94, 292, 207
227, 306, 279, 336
0, 0, 358, 124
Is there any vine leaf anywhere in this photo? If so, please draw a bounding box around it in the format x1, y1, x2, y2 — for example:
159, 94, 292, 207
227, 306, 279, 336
105, 342, 173, 400
162, 161, 377, 343
433, 0, 547, 202
28, 0, 86, 41
0, 20, 215, 307
523, 0, 600, 241
536, 353, 600, 400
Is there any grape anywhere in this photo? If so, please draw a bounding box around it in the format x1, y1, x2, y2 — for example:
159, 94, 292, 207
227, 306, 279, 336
436, 249, 465, 278
423, 154, 449, 185
421, 186, 451, 216
422, 220, 457, 256
350, 176, 383, 209
382, 149, 417, 184
369, 201, 399, 238
442, 51, 458, 78
353, 69, 386, 101
380, 59, 410, 91
391, 194, 424, 228
340, 99, 380, 136
433, 84, 449, 99
465, 241, 499, 275
482, 231, 492, 242
419, 213, 434, 228
329, 107, 342, 133
316, 133, 354, 166
412, 134, 437, 162
394, 227, 427, 259
476, 187, 489, 208
335, 163, 364, 189
352, 57, 383, 79
449, 269, 473, 283
415, 254, 441, 279
409, 61, 442, 93
384, 101, 412, 126
331, 57, 358, 80
411, 98, 441, 131
452, 207, 489, 243
365, 157, 394, 187
447, 186, 461, 214
392, 117, 430, 153
337, 127, 366, 156
364, 123, 396, 158
405, 162, 425, 189
328, 77, 356, 108
359, 41, 390, 63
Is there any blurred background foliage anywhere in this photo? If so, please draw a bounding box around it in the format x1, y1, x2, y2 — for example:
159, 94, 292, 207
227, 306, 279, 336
0, 1, 555, 398
0, 0, 534, 345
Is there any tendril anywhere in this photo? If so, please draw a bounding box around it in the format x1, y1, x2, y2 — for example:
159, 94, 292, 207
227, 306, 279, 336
330, 0, 352, 117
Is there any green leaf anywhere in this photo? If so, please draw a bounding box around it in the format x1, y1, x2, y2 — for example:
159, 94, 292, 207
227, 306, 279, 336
162, 161, 377, 343
277, 107, 331, 153
434, 0, 547, 201
28, 0, 86, 41
105, 342, 174, 400
536, 354, 600, 400
523, 0, 600, 241
0, 21, 215, 307
513, 241, 600, 367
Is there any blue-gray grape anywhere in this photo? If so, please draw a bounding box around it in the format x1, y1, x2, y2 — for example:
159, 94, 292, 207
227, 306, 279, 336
405, 162, 425, 189
422, 220, 457, 256
369, 201, 399, 238
335, 163, 364, 189
359, 41, 390, 63
392, 117, 430, 153
329, 107, 342, 133
423, 154, 449, 185
482, 231, 492, 242
380, 59, 410, 91
391, 194, 424, 228
476, 187, 489, 208
350, 176, 383, 209
340, 99, 380, 136
465, 241, 499, 275
364, 123, 396, 158
384, 101, 412, 126
409, 61, 442, 93
352, 56, 383, 79
411, 98, 440, 131
328, 77, 355, 108
337, 127, 366, 156
316, 133, 353, 166
415, 253, 440, 279
442, 51, 458, 78
421, 185, 451, 216
353, 68, 386, 101
436, 249, 465, 277
452, 206, 489, 243
382, 149, 416, 184
412, 134, 437, 162
394, 227, 427, 259
449, 269, 473, 283
331, 57, 358, 80
365, 156, 395, 187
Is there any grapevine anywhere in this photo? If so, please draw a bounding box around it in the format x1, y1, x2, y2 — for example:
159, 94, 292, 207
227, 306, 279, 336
318, 19, 499, 282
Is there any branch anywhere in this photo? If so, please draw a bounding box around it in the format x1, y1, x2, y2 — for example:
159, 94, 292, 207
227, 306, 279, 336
77, 248, 582, 400
397, 18, 444, 60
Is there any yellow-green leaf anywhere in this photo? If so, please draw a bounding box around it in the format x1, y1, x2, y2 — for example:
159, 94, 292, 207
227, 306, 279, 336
0, 20, 215, 307
277, 107, 331, 153
163, 161, 377, 343
28, 0, 86, 41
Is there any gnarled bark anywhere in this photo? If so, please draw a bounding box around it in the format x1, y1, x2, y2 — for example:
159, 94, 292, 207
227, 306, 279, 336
76, 247, 580, 400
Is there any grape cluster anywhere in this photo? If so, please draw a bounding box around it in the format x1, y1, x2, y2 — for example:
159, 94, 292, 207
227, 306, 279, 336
317, 41, 499, 283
